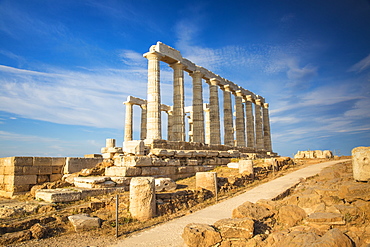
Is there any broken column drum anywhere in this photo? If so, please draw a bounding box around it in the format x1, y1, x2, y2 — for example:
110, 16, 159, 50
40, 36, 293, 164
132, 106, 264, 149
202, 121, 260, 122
196, 172, 218, 195
129, 177, 156, 221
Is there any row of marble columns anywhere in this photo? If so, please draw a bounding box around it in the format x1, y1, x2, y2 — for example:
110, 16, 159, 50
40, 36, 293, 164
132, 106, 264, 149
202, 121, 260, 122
124, 51, 272, 152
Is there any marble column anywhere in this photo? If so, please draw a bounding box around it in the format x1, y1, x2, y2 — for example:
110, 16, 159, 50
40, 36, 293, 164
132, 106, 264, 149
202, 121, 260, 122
222, 85, 234, 146
263, 103, 272, 152
124, 102, 133, 142
140, 104, 147, 140
204, 104, 211, 144
143, 51, 163, 140
235, 90, 246, 147
170, 62, 186, 141
190, 71, 205, 143
209, 79, 221, 145
255, 99, 264, 150
245, 95, 255, 149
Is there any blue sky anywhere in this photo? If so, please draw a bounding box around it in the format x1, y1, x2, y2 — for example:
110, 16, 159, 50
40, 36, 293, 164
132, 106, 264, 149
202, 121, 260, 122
0, 0, 369, 158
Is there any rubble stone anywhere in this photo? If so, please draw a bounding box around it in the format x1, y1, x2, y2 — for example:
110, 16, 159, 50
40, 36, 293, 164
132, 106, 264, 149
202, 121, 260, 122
68, 214, 102, 232
232, 201, 273, 221
182, 223, 221, 247
155, 178, 177, 192
214, 217, 254, 239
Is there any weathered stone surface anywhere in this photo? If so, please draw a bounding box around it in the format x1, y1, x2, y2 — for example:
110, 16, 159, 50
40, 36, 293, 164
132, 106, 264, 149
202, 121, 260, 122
196, 172, 217, 195
35, 189, 81, 203
30, 223, 48, 239
129, 177, 156, 221
239, 160, 254, 176
64, 157, 103, 174
105, 166, 141, 177
74, 180, 116, 189
74, 176, 109, 184
338, 181, 370, 202
214, 217, 254, 239
155, 178, 177, 192
308, 212, 344, 224
278, 205, 306, 227
182, 223, 221, 247
0, 230, 31, 245
123, 140, 145, 155
116, 156, 152, 167
110, 177, 131, 186
352, 146, 370, 181
311, 228, 352, 247
150, 149, 175, 157
294, 150, 333, 159
232, 201, 273, 221
68, 214, 101, 232
227, 162, 239, 169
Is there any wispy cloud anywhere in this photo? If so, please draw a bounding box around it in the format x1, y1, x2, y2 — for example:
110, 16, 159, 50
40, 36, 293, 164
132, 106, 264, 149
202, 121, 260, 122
349, 53, 370, 73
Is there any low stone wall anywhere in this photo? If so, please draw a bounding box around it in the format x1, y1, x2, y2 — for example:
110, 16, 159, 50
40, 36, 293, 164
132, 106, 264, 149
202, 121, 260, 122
0, 156, 103, 197
294, 150, 333, 159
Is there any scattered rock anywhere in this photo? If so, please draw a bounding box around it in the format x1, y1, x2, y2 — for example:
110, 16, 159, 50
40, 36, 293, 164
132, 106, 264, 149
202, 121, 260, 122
182, 223, 221, 247
155, 178, 177, 192
232, 201, 273, 221
277, 205, 306, 227
30, 223, 48, 239
308, 212, 344, 224
214, 217, 254, 239
68, 214, 102, 232
0, 230, 31, 245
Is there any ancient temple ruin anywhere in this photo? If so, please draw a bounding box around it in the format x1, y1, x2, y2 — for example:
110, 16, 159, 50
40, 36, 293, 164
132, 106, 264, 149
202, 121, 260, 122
122, 41, 275, 156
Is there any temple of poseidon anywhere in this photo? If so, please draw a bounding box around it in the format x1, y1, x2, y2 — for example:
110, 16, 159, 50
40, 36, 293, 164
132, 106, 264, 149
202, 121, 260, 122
0, 42, 278, 198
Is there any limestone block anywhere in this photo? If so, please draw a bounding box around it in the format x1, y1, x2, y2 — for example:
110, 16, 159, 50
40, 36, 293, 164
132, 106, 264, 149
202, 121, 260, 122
123, 140, 145, 155
33, 157, 52, 166
193, 166, 206, 172
277, 205, 307, 227
5, 184, 30, 192
182, 223, 221, 247
3, 166, 15, 175
218, 151, 231, 157
150, 149, 175, 157
36, 189, 81, 203
129, 177, 156, 221
206, 151, 219, 158
214, 218, 254, 239
227, 162, 239, 169
52, 166, 63, 174
239, 160, 254, 176
84, 154, 103, 158
174, 151, 193, 158
308, 212, 344, 224
322, 150, 333, 158
193, 151, 207, 158
105, 166, 141, 177
37, 175, 49, 184
177, 166, 195, 174
77, 187, 125, 199
155, 178, 177, 192
196, 172, 217, 195
12, 175, 37, 185
64, 157, 103, 174
110, 177, 131, 186
50, 174, 63, 182
38, 166, 53, 175
187, 159, 198, 166
68, 214, 102, 232
115, 156, 152, 167
228, 150, 241, 157
166, 159, 181, 166
102, 153, 114, 159
14, 157, 33, 166
74, 180, 116, 189
52, 157, 66, 166
352, 146, 370, 181
141, 167, 161, 176
232, 201, 273, 221
74, 176, 109, 184
151, 157, 167, 166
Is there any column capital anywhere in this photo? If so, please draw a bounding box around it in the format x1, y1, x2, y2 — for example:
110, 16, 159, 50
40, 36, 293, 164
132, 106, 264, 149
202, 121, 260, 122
189, 70, 203, 79
235, 90, 245, 97
123, 101, 133, 106
245, 95, 254, 102
255, 99, 262, 106
169, 61, 187, 70
143, 51, 163, 60
140, 104, 147, 110
209, 78, 220, 86
263, 103, 269, 108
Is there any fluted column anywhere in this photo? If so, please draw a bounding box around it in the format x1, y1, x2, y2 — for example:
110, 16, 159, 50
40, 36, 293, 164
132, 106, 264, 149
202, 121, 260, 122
263, 103, 272, 152
143, 51, 163, 140
222, 85, 234, 146
255, 99, 264, 150
140, 104, 147, 140
208, 79, 221, 145
204, 105, 211, 144
234, 90, 246, 147
124, 102, 133, 142
245, 95, 255, 149
190, 71, 205, 143
170, 62, 186, 141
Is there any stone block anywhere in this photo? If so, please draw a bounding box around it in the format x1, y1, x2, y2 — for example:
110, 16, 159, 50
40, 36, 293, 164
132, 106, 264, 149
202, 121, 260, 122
129, 177, 156, 221
14, 157, 33, 166
196, 172, 217, 195
35, 189, 81, 203
105, 166, 141, 177
218, 151, 231, 157
74, 181, 116, 189
1, 157, 14, 167
102, 153, 114, 159
182, 223, 221, 247
214, 218, 254, 239
155, 178, 177, 192
206, 151, 219, 158
308, 212, 344, 224
13, 175, 37, 185
227, 162, 239, 169
232, 201, 273, 221
175, 151, 193, 158
3, 166, 15, 175
33, 157, 52, 166
77, 187, 125, 199
352, 146, 370, 181
74, 176, 109, 184
239, 160, 254, 176
141, 167, 161, 176
38, 166, 53, 175
115, 156, 152, 167
166, 159, 181, 166
68, 214, 102, 232
5, 184, 30, 192
187, 159, 198, 166
150, 149, 175, 157
193, 151, 207, 158
123, 140, 145, 155
151, 157, 167, 166
50, 174, 63, 182
22, 166, 38, 175
84, 154, 102, 158
110, 177, 131, 186
64, 157, 103, 174
52, 157, 66, 166
52, 166, 63, 174
177, 166, 195, 174
37, 175, 50, 184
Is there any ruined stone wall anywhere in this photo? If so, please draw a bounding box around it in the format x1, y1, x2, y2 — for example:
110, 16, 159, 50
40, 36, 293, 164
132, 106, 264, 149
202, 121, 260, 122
294, 150, 333, 159
0, 156, 103, 197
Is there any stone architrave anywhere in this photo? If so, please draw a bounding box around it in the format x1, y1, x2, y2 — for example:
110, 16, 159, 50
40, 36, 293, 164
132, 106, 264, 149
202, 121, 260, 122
255, 99, 264, 150
196, 172, 217, 195
129, 177, 156, 221
245, 95, 255, 149
235, 91, 246, 147
143, 51, 163, 140
222, 85, 234, 146
208, 79, 221, 145
140, 104, 147, 140
190, 71, 205, 143
170, 62, 186, 141
263, 103, 272, 152
352, 146, 370, 181
123, 102, 133, 142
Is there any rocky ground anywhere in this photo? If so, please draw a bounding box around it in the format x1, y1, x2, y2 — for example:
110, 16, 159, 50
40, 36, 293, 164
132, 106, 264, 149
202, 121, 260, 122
0, 157, 357, 247
183, 160, 370, 247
